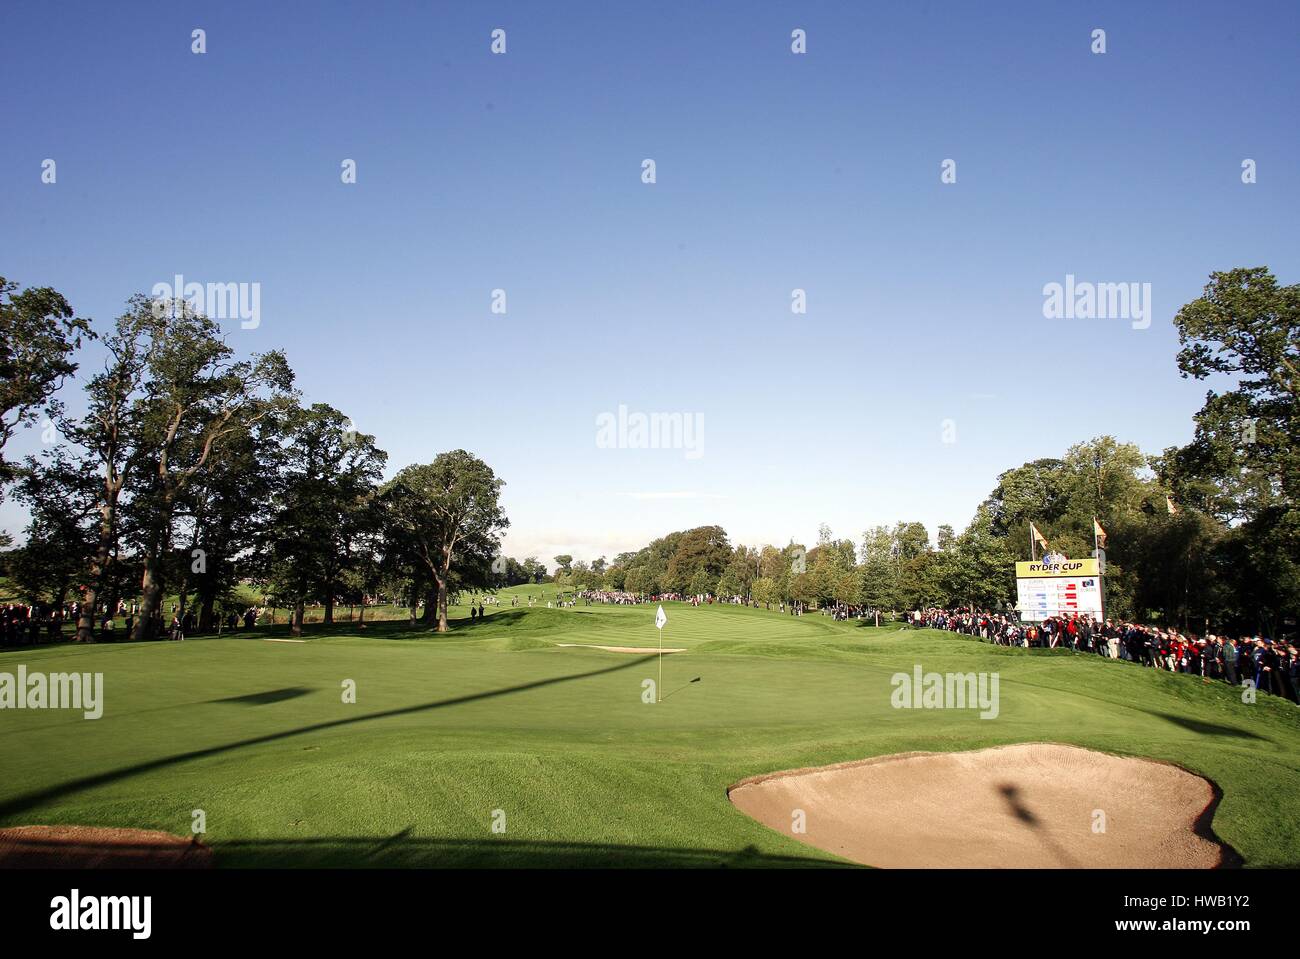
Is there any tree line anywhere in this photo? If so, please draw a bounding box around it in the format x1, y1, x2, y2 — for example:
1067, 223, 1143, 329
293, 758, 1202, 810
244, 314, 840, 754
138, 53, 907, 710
0, 284, 508, 638
1, 266, 1295, 637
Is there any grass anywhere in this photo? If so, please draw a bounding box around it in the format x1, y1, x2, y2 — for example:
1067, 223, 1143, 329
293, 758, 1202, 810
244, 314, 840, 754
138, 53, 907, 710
2, 583, 1298, 867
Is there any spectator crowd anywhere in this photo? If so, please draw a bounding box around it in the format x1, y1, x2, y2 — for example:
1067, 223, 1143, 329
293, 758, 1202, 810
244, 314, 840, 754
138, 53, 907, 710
910, 608, 1300, 704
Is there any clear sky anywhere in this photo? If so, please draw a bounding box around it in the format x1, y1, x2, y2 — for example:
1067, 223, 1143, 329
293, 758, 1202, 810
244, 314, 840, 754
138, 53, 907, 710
2, 0, 1297, 565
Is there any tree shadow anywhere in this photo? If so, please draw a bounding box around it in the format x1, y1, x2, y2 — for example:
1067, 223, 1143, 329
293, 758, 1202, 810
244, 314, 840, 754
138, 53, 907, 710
208, 687, 314, 706
209, 832, 854, 869
1146, 711, 1267, 741
302, 608, 535, 639
0, 655, 657, 820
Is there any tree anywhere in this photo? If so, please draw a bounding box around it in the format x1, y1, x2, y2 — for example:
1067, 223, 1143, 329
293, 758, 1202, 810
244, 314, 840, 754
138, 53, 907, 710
381, 451, 508, 632
1162, 266, 1300, 630
56, 302, 152, 641
184, 417, 281, 631
9, 448, 98, 607
1174, 267, 1298, 469
939, 506, 1016, 611
0, 277, 92, 489
130, 301, 294, 639
665, 525, 730, 594
521, 557, 547, 584
266, 403, 386, 635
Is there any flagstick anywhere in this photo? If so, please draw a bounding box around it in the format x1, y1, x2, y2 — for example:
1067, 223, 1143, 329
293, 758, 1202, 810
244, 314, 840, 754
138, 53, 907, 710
658, 621, 663, 703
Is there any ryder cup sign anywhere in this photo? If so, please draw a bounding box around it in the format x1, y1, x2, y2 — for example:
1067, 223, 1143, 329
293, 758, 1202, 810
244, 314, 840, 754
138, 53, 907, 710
1015, 558, 1103, 621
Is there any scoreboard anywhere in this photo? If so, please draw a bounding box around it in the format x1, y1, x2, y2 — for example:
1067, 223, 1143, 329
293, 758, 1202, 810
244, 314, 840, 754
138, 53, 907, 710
1014, 558, 1103, 621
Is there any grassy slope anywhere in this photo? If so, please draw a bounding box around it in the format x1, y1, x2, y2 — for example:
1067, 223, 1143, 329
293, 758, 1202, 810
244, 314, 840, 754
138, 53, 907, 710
1, 584, 1298, 868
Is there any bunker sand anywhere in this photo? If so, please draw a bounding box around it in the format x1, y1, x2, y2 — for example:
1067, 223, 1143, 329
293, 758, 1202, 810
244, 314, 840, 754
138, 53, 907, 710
0, 825, 213, 869
556, 644, 686, 654
729, 743, 1234, 868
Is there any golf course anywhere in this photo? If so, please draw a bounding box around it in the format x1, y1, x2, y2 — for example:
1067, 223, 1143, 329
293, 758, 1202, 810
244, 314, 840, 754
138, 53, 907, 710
2, 584, 1298, 869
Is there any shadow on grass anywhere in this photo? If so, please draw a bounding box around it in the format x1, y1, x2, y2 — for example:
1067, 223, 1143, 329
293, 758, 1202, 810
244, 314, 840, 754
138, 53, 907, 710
208, 687, 314, 706
1147, 711, 1267, 741
209, 833, 854, 869
0, 656, 656, 821
235, 608, 535, 641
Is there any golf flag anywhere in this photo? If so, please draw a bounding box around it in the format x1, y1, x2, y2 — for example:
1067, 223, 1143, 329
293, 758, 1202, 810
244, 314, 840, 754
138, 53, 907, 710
655, 605, 667, 630
1093, 517, 1107, 548
1166, 495, 1178, 515
1030, 523, 1049, 551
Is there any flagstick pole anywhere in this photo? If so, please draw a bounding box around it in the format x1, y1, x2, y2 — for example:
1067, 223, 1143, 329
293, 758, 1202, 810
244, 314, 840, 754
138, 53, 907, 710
658, 622, 663, 703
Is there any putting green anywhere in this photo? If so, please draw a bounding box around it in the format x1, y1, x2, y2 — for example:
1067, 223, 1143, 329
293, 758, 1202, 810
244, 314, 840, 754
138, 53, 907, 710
1, 587, 1298, 867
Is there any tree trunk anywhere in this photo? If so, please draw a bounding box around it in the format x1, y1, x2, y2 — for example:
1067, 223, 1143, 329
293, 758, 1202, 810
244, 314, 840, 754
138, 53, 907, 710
177, 571, 190, 621
78, 503, 118, 642
197, 587, 215, 631
324, 587, 335, 625
133, 497, 175, 641
421, 584, 438, 625
292, 600, 305, 637
436, 575, 449, 632
134, 553, 166, 641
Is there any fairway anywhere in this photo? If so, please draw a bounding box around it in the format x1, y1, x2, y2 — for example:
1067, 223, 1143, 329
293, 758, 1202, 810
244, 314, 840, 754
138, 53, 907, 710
3, 585, 1298, 868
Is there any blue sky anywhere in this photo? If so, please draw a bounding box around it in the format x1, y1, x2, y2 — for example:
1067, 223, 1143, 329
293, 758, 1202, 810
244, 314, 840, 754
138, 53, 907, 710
2, 1, 1297, 564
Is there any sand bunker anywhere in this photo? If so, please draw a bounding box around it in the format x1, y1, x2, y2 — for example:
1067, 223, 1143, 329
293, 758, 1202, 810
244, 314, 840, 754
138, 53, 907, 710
729, 743, 1233, 868
556, 644, 686, 654
0, 826, 213, 869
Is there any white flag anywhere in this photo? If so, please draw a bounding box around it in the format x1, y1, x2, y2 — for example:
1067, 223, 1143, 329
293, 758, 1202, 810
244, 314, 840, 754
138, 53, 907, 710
655, 605, 667, 630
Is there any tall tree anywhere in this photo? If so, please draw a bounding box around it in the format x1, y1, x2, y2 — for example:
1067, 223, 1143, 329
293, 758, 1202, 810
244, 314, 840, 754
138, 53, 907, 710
1163, 266, 1300, 630
9, 448, 98, 608
381, 451, 508, 632
130, 302, 294, 639
56, 302, 152, 641
266, 403, 386, 635
0, 277, 92, 490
